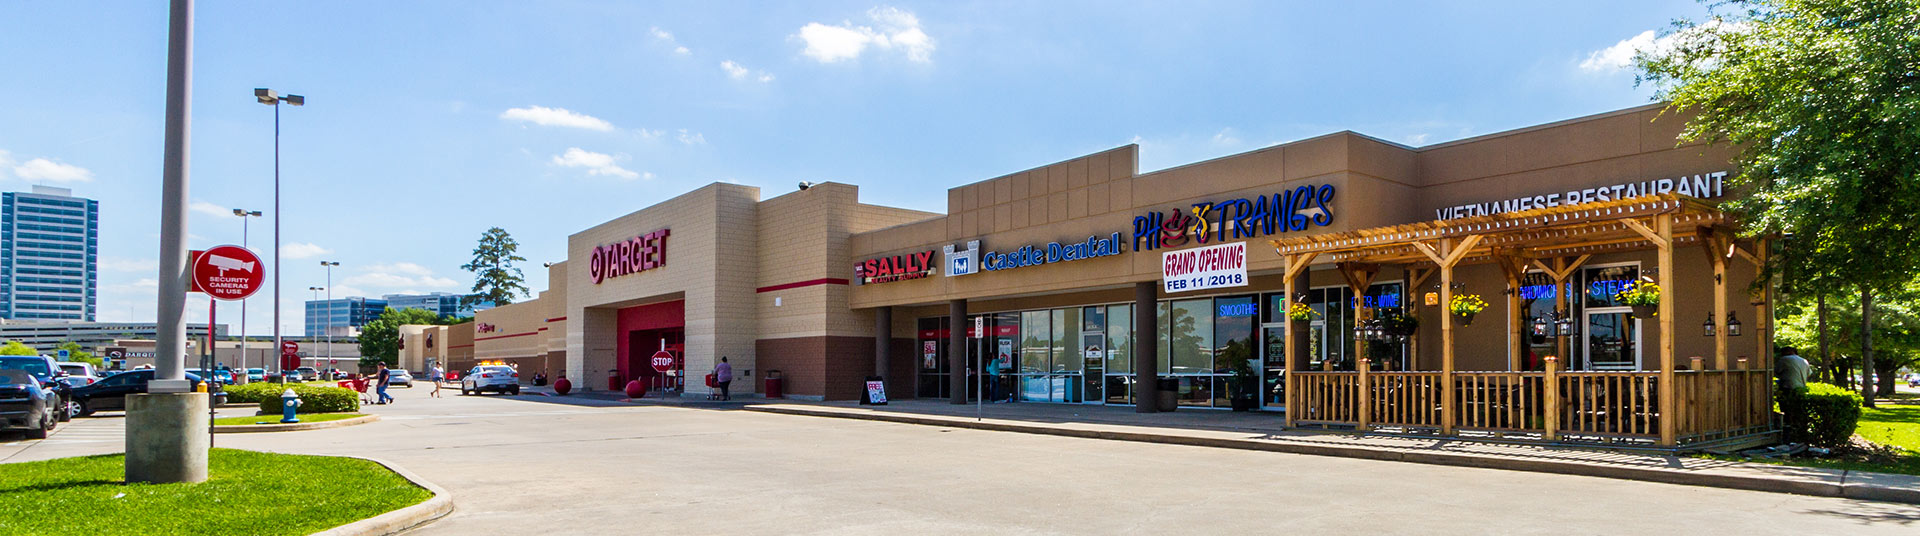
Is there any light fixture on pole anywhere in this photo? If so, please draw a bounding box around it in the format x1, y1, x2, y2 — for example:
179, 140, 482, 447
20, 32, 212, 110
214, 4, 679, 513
232, 209, 261, 378
1727, 312, 1743, 337
321, 261, 339, 377
255, 87, 303, 377
1702, 312, 1717, 337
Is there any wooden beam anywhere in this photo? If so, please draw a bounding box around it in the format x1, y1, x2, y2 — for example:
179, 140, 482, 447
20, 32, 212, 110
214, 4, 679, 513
1494, 251, 1529, 371
1657, 213, 1677, 446
1439, 238, 1457, 436
1621, 218, 1669, 249
1410, 240, 1446, 266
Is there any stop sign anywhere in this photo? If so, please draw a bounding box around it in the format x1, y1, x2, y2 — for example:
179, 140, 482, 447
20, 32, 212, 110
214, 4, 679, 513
192, 245, 265, 301
649, 350, 676, 373
282, 341, 299, 354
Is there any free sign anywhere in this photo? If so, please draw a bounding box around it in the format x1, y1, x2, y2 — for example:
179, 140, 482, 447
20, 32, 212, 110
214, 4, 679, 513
192, 245, 265, 300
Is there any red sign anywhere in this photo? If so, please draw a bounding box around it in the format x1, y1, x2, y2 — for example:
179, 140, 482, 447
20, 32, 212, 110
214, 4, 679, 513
649, 350, 676, 373
281, 355, 299, 370
590, 228, 670, 284
856, 250, 936, 285
282, 341, 299, 355
191, 245, 265, 301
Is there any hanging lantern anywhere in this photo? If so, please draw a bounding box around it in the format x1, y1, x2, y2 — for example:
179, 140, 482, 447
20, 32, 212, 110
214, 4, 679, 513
1727, 312, 1743, 337
1531, 315, 1550, 337
1702, 312, 1716, 337
1555, 311, 1575, 336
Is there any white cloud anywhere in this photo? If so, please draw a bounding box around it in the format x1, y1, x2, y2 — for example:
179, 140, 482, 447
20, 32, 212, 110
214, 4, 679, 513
1403, 133, 1431, 146
796, 6, 935, 63
551, 147, 643, 180
12, 157, 94, 183
281, 242, 332, 259
101, 257, 158, 272
675, 129, 706, 145
1211, 128, 1241, 146
635, 128, 664, 140
499, 105, 615, 131
721, 60, 775, 82
346, 262, 459, 290
651, 27, 691, 55
189, 200, 232, 218
1580, 21, 1743, 73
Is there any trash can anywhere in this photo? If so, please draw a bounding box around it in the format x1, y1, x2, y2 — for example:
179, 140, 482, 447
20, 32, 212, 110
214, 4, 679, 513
1156, 377, 1178, 412
764, 369, 784, 399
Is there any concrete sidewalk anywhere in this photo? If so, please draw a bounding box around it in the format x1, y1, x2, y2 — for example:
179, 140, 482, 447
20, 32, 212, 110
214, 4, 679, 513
744, 399, 1920, 504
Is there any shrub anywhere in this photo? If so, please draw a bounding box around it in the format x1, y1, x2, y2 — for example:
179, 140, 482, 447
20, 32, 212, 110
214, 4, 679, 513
225, 382, 289, 405
252, 384, 360, 414
1779, 382, 1862, 448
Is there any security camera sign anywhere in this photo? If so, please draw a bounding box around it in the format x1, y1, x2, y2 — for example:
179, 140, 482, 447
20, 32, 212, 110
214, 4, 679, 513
192, 245, 265, 301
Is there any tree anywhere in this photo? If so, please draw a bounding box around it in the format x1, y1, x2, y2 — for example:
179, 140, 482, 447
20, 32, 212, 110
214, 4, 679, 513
357, 308, 468, 373
1776, 282, 1920, 395
461, 227, 529, 308
1636, 0, 1920, 406
0, 341, 37, 356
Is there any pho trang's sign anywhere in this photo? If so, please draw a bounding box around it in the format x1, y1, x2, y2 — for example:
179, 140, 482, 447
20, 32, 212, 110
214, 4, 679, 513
589, 228, 670, 284
1435, 171, 1729, 220
1133, 184, 1336, 252
857, 250, 937, 285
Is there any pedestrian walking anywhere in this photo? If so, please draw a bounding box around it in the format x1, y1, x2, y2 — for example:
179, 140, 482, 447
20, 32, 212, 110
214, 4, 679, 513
712, 356, 734, 401
429, 363, 444, 398
376, 362, 395, 405
1776, 346, 1810, 394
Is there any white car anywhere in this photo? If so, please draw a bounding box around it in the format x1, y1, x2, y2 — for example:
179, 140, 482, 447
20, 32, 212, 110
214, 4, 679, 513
460, 365, 519, 395
388, 369, 413, 387
57, 362, 99, 387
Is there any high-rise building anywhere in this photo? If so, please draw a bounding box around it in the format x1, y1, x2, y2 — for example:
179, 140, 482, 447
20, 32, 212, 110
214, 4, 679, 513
304, 297, 387, 338
383, 292, 493, 318
0, 186, 98, 321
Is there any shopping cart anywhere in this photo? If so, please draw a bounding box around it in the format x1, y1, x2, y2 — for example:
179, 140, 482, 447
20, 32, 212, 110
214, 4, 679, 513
337, 378, 373, 405
703, 373, 721, 400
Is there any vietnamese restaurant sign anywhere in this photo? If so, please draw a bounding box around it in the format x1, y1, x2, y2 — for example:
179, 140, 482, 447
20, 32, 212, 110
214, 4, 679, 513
589, 228, 670, 284
1435, 171, 1728, 220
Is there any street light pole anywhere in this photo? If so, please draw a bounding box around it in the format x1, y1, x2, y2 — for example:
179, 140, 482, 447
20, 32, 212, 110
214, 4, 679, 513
255, 88, 302, 379
321, 261, 338, 377
232, 209, 261, 380
309, 286, 324, 375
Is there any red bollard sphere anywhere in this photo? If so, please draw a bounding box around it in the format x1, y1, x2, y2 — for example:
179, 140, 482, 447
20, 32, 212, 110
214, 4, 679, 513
553, 377, 572, 396
624, 379, 647, 399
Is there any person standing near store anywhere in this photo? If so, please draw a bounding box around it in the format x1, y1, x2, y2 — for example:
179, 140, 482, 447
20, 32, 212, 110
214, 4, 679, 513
429, 363, 444, 398
712, 356, 734, 401
1776, 346, 1810, 393
375, 362, 395, 405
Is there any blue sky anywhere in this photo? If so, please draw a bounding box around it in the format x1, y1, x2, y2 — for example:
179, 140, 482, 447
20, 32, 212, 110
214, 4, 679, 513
0, 1, 1710, 335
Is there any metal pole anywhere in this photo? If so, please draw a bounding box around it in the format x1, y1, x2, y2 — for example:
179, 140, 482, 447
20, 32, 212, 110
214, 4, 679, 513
271, 100, 281, 380
239, 215, 248, 379
325, 266, 332, 378
975, 331, 982, 422
152, 0, 192, 393
207, 297, 215, 448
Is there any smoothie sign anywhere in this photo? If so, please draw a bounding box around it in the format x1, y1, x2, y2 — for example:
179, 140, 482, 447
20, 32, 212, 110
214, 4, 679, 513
1134, 184, 1336, 252
1435, 171, 1728, 220
589, 228, 670, 284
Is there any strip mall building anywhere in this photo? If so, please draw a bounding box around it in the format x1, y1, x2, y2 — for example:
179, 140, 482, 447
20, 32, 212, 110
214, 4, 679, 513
457, 103, 1776, 447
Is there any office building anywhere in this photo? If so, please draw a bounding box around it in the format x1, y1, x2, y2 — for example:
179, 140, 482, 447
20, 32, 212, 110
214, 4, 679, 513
384, 292, 493, 318
304, 296, 387, 338
0, 186, 98, 320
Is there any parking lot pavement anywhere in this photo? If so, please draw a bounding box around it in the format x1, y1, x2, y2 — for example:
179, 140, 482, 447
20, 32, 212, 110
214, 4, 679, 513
9, 385, 1920, 534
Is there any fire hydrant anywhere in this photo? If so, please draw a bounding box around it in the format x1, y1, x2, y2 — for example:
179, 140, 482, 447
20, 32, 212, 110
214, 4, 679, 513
280, 389, 302, 423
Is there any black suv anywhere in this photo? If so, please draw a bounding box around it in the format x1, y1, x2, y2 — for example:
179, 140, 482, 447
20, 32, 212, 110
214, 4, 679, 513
70, 370, 216, 417
0, 355, 74, 422
0, 368, 58, 438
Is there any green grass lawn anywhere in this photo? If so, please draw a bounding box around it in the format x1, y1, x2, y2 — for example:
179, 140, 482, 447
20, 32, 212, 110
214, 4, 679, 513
213, 413, 367, 426
0, 449, 430, 535
1711, 405, 1920, 476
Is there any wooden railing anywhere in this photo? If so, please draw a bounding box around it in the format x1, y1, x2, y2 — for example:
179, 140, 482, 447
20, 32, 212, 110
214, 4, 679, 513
1291, 358, 1773, 447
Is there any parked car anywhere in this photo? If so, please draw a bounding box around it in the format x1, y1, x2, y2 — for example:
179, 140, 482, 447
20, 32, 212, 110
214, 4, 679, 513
461, 365, 519, 395
244, 368, 265, 382
0, 355, 73, 422
388, 369, 413, 388
57, 362, 100, 383
70, 370, 219, 417
186, 369, 235, 385
295, 367, 319, 381
0, 369, 58, 439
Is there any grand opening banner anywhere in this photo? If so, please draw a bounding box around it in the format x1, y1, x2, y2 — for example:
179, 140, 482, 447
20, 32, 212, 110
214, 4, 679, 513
1162, 241, 1247, 294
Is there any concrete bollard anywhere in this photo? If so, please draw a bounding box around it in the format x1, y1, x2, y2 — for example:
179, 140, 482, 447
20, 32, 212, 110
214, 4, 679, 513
125, 392, 209, 484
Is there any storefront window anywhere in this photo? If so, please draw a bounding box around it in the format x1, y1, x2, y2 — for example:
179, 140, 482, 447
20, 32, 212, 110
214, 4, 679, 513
916, 317, 950, 399
1106, 304, 1132, 374
1214, 296, 1257, 406
1156, 302, 1170, 375
1054, 308, 1079, 374
1360, 283, 1406, 371
1583, 266, 1640, 308
1169, 298, 1213, 375
1020, 311, 1049, 375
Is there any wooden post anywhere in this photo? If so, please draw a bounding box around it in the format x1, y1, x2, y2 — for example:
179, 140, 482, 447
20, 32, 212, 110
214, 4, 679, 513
1357, 358, 1371, 431
1411, 234, 1480, 437
1711, 234, 1730, 374
1657, 214, 1677, 446
1756, 238, 1773, 371
1495, 253, 1527, 371
1543, 356, 1560, 441
1282, 253, 1317, 427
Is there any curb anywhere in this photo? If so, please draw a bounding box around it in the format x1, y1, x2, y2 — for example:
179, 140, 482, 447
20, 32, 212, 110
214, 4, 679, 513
745, 404, 1920, 505
310, 455, 454, 536
214, 414, 380, 434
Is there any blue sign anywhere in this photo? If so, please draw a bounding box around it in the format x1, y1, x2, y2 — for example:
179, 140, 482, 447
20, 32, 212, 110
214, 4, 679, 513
57, 349, 69, 359
982, 233, 1124, 272
1588, 279, 1631, 300
1519, 284, 1558, 300
1359, 292, 1401, 309
1133, 184, 1336, 252
1217, 302, 1258, 317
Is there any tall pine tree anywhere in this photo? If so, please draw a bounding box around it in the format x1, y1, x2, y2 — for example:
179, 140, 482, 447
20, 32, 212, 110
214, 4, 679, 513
461, 227, 530, 308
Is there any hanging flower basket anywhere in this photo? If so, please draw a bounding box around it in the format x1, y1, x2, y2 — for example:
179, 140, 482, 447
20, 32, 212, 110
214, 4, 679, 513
1287, 302, 1318, 322
1615, 281, 1661, 319
1380, 310, 1420, 337
1449, 294, 1488, 327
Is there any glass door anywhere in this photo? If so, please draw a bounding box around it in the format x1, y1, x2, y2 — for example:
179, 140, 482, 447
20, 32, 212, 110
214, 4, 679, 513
1080, 305, 1106, 405
1260, 293, 1288, 410
1580, 265, 1642, 371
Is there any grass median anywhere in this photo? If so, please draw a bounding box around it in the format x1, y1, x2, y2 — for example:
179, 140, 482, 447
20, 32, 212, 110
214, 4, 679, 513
0, 448, 431, 535
1707, 405, 1920, 476
213, 412, 367, 426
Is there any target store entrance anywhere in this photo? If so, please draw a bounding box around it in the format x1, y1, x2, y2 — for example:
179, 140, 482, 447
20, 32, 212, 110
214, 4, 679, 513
615, 300, 685, 393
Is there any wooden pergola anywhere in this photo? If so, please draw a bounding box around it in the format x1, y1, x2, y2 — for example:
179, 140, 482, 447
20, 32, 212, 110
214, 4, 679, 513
1268, 194, 1773, 447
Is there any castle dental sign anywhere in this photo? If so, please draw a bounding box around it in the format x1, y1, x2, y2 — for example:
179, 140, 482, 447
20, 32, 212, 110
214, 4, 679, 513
589, 228, 670, 284
1435, 171, 1728, 220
